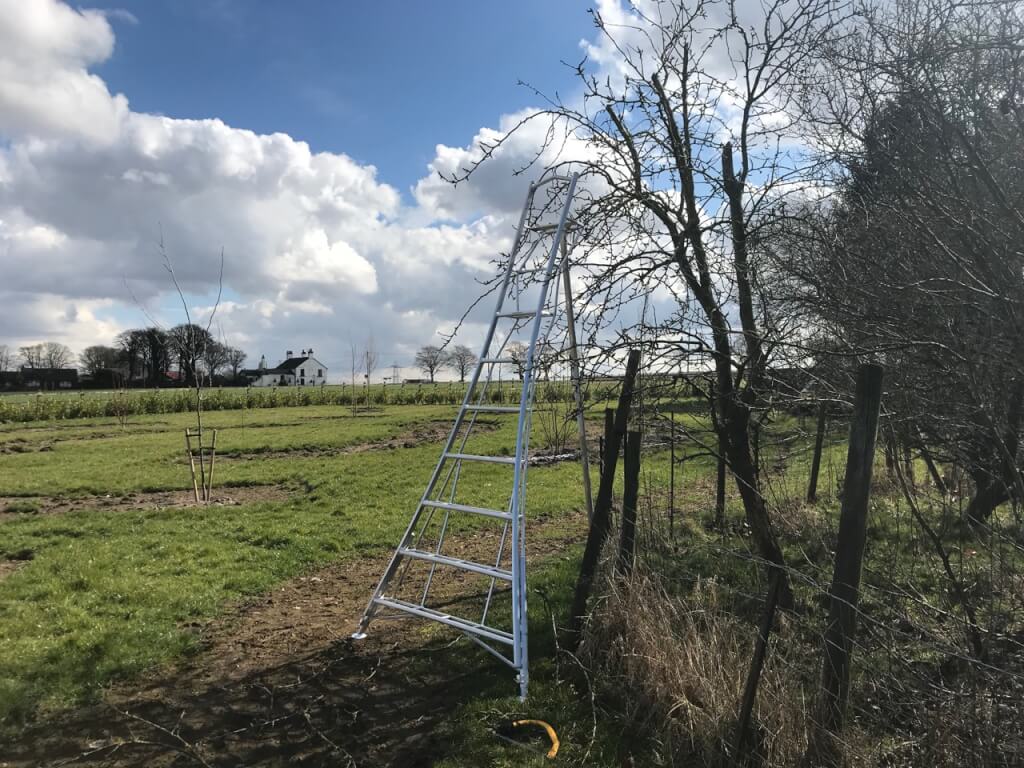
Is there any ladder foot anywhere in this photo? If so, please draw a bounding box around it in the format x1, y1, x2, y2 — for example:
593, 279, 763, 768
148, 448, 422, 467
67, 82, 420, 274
351, 631, 368, 640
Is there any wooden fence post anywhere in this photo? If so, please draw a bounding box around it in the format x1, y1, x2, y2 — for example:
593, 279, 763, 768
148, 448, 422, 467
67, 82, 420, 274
567, 350, 641, 646
807, 402, 828, 503
599, 408, 614, 482
618, 430, 641, 575
669, 411, 676, 538
715, 431, 727, 527
804, 363, 884, 767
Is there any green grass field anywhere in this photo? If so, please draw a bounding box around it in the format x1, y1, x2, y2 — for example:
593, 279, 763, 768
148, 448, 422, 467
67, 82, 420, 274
0, 404, 601, 728
2, 397, 1018, 766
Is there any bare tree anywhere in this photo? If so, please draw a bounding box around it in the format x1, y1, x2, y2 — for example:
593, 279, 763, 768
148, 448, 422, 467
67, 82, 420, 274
80, 345, 119, 376
506, 341, 529, 382
364, 335, 379, 384
415, 345, 447, 383
446, 344, 478, 383
115, 330, 145, 384
225, 347, 247, 381
454, 0, 845, 605
142, 328, 171, 386
169, 324, 215, 387
18, 343, 45, 369
159, 238, 224, 503
202, 340, 229, 383
347, 335, 361, 412
41, 342, 73, 369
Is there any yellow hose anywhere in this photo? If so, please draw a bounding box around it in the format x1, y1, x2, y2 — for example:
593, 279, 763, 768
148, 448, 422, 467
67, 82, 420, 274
512, 719, 560, 759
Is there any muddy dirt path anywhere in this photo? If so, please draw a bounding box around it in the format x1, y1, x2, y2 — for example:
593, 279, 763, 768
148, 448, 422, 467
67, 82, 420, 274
0, 486, 293, 524
3, 513, 586, 767
213, 419, 498, 463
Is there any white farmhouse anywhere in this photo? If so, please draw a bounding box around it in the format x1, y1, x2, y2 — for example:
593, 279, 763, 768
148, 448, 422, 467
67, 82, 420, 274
242, 349, 328, 387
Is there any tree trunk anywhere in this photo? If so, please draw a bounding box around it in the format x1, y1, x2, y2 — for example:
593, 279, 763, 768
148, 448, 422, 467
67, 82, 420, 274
723, 412, 795, 610
804, 364, 884, 768
966, 378, 1023, 525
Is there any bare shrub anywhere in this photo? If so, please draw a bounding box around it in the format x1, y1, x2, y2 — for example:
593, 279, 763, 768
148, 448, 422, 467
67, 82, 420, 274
535, 399, 576, 456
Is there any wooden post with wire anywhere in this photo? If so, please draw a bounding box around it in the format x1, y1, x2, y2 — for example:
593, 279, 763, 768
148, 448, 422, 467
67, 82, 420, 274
669, 411, 676, 538
618, 430, 641, 574
807, 401, 827, 503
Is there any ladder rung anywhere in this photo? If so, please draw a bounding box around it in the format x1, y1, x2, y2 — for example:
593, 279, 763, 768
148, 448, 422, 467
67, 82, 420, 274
514, 267, 548, 275
445, 452, 518, 465
528, 223, 561, 233
497, 310, 552, 319
463, 405, 520, 413
398, 548, 513, 581
480, 357, 512, 364
371, 596, 514, 645
421, 500, 512, 520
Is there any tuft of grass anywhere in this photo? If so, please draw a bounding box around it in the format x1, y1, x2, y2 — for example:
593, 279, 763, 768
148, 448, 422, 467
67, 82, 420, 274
579, 559, 814, 767
2, 500, 39, 515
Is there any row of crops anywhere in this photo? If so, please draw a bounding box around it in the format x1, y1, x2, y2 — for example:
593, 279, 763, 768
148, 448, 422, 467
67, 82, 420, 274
0, 381, 615, 423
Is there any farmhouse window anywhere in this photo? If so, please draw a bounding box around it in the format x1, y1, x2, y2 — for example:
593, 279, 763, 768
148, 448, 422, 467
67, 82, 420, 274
318, 369, 323, 377
300, 368, 305, 377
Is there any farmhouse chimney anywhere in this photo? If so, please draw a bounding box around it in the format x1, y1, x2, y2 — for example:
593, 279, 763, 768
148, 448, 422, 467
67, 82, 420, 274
286, 350, 293, 359
258, 354, 266, 370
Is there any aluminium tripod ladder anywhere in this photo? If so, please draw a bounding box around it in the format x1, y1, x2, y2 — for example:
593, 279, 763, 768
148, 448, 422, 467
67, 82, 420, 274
353, 172, 580, 699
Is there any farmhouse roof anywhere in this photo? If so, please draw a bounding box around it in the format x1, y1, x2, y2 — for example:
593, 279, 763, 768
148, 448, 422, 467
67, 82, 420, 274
275, 356, 312, 372
241, 367, 291, 376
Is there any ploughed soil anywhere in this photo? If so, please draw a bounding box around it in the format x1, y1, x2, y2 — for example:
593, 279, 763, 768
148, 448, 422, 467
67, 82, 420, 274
0, 557, 29, 583
2, 513, 586, 767
214, 419, 499, 463
0, 486, 292, 523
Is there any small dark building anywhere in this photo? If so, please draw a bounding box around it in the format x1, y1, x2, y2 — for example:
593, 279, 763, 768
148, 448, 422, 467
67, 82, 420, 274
0, 371, 20, 391
21, 367, 79, 390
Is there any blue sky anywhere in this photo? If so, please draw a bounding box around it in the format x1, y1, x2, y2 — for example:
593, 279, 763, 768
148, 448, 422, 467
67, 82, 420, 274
0, 0, 618, 377
96, 1, 593, 195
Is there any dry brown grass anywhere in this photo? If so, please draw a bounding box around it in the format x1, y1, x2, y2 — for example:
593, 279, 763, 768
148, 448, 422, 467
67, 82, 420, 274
579, 556, 813, 766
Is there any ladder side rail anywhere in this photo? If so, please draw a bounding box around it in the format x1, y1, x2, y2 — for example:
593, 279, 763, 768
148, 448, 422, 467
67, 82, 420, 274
514, 178, 577, 693
508, 173, 579, 695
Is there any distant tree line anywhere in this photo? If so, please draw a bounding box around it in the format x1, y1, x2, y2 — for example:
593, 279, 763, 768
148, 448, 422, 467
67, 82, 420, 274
81, 325, 246, 387
0, 327, 246, 389
414, 342, 563, 383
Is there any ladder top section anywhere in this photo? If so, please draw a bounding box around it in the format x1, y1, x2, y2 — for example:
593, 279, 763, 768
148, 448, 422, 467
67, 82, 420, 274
530, 173, 578, 190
